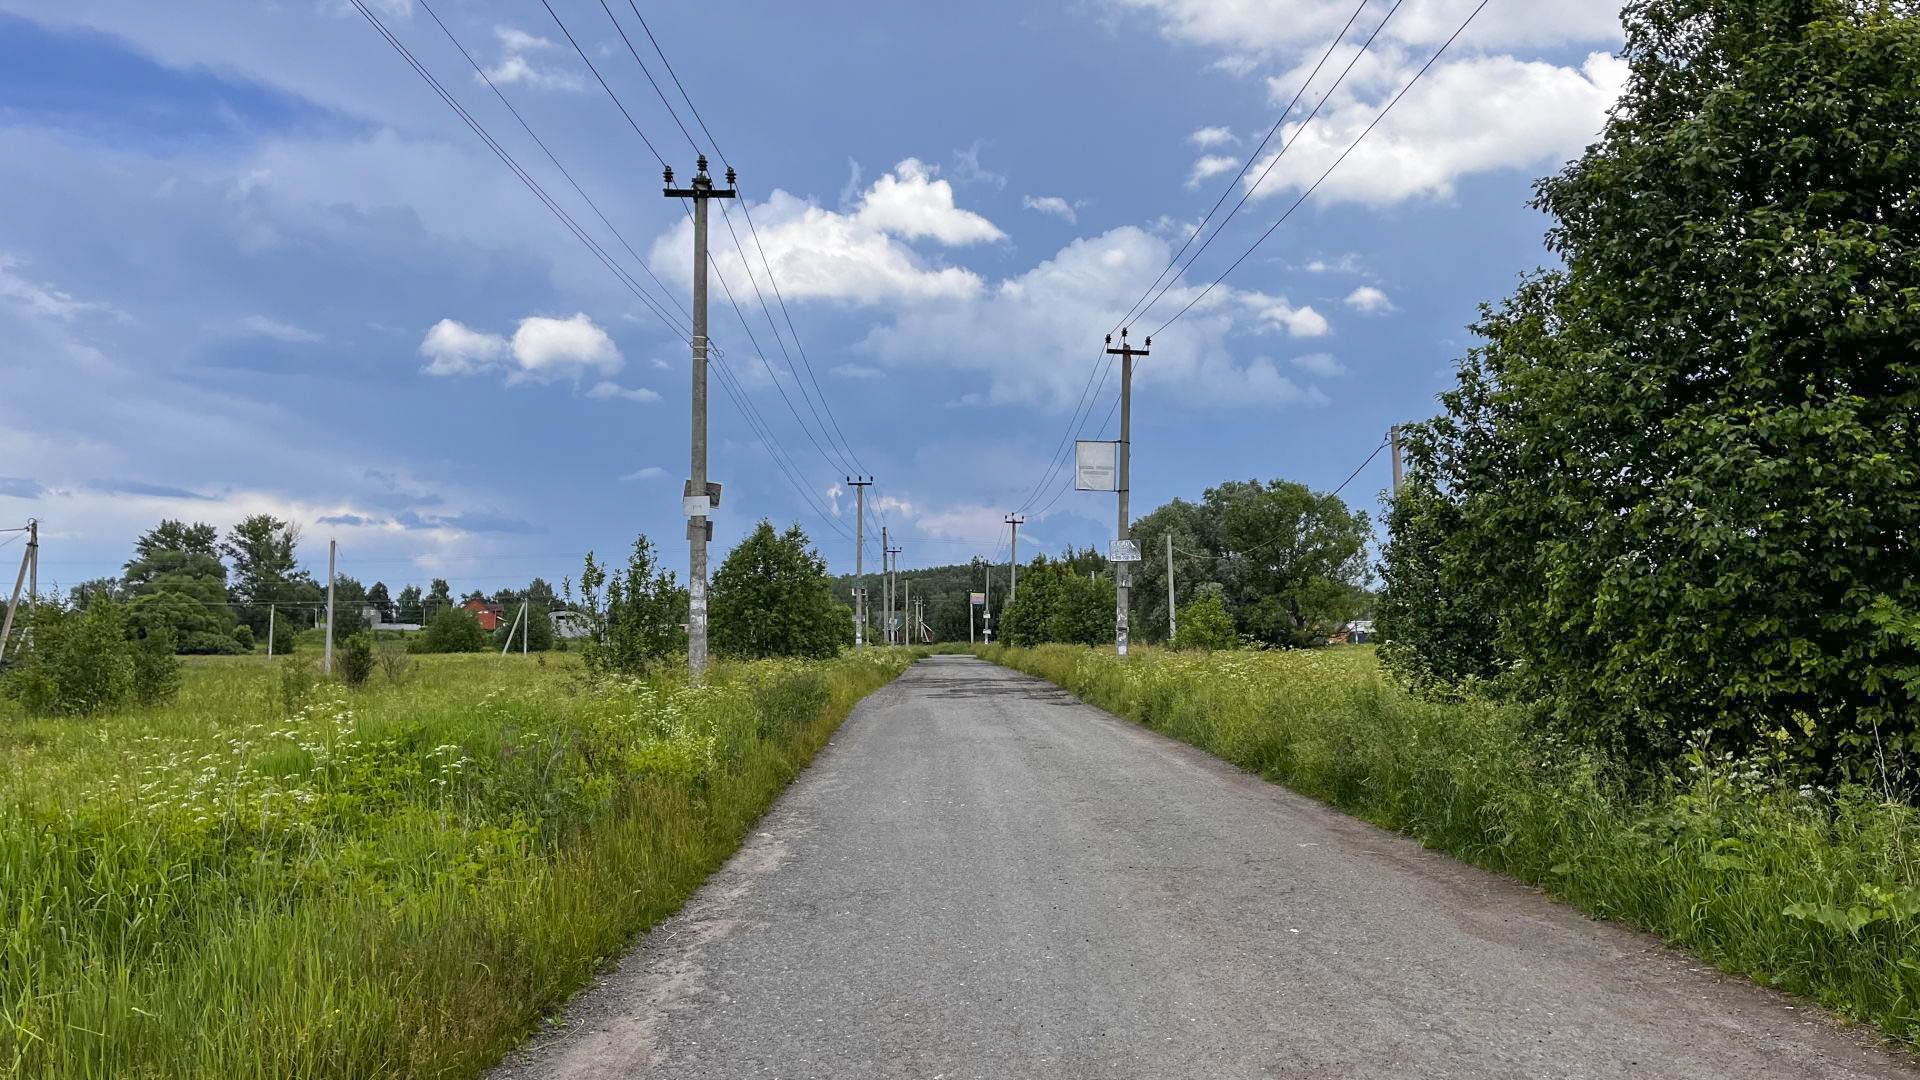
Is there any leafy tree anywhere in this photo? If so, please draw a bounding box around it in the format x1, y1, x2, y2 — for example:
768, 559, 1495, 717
427, 578, 453, 621
998, 556, 1116, 647
576, 535, 686, 675
123, 520, 247, 654
67, 578, 125, 609
218, 514, 319, 647
1175, 589, 1239, 651
328, 575, 368, 636
366, 581, 392, 621
1131, 499, 1215, 645
396, 584, 424, 624
709, 522, 850, 659
1207, 480, 1370, 647
1376, 464, 1505, 696
1383, 0, 1920, 769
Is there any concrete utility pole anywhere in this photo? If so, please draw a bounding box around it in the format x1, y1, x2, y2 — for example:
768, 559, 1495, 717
983, 562, 993, 643
1005, 513, 1025, 601
1167, 533, 1178, 645
849, 477, 872, 648
267, 605, 276, 659
0, 528, 28, 661
25, 519, 35, 600
902, 577, 910, 647
1390, 425, 1405, 496
880, 526, 890, 644
324, 538, 337, 676
888, 543, 903, 644
1106, 329, 1150, 657
665, 156, 737, 679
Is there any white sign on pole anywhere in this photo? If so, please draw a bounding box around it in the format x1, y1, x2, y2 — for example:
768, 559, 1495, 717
1075, 440, 1119, 492
1109, 539, 1142, 563
969, 592, 986, 606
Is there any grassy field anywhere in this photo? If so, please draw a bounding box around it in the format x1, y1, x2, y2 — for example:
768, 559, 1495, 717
0, 648, 915, 1079
979, 644, 1920, 1045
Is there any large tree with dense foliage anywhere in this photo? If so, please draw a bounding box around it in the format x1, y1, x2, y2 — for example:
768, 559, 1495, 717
123, 520, 249, 654
709, 522, 850, 659
1380, 0, 1920, 769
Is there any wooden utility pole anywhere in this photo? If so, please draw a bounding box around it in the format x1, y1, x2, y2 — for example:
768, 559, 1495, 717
1005, 513, 1024, 601
849, 477, 872, 648
1106, 329, 1150, 657
665, 156, 737, 679
324, 539, 336, 676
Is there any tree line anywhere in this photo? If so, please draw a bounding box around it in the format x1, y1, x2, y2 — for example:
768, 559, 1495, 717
1376, 0, 1920, 779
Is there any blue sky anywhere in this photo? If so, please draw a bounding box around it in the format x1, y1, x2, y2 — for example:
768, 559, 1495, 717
0, 0, 1625, 596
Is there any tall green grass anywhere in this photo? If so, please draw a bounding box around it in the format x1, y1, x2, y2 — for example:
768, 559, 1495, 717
981, 644, 1920, 1043
0, 649, 915, 1078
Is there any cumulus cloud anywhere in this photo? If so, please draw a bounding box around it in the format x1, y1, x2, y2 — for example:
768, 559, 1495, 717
586, 380, 660, 403
1189, 126, 1237, 148
1186, 154, 1239, 189
862, 226, 1333, 411
1110, 0, 1623, 57
1022, 195, 1081, 224
649, 160, 1002, 306
420, 313, 621, 381
511, 313, 621, 377
1244, 51, 1628, 206
419, 318, 507, 376
1344, 286, 1394, 314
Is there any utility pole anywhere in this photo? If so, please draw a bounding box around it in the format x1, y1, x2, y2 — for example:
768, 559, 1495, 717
665, 155, 737, 679
1106, 329, 1150, 657
983, 561, 992, 643
849, 477, 872, 648
888, 543, 903, 644
880, 526, 890, 644
1005, 513, 1024, 601
1390, 425, 1404, 495
267, 604, 276, 659
324, 539, 336, 676
25, 519, 35, 600
0, 529, 27, 661
902, 577, 910, 648
1166, 533, 1178, 645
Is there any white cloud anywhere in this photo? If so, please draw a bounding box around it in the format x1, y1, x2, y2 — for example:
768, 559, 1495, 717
650, 357, 673, 371
0, 254, 122, 322
825, 482, 844, 516
587, 380, 660, 403
1301, 253, 1365, 274
1110, 0, 1624, 57
830, 363, 883, 380
1290, 352, 1347, 377
420, 313, 621, 381
1244, 51, 1628, 206
1239, 291, 1330, 337
951, 140, 1007, 189
480, 24, 580, 90
510, 313, 621, 378
237, 314, 323, 343
649, 160, 1001, 306
419, 318, 507, 376
1345, 286, 1394, 314
863, 226, 1335, 411
1189, 126, 1237, 148
1022, 195, 1080, 224
621, 466, 668, 482
1186, 154, 1239, 189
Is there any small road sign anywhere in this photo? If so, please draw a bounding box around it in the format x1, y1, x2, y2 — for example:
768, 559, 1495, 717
1109, 540, 1142, 563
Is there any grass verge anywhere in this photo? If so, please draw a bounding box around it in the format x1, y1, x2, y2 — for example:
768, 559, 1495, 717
978, 643, 1920, 1045
1, 648, 918, 1078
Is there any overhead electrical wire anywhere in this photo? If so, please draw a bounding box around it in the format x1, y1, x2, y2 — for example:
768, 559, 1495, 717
1011, 0, 1386, 519
349, 0, 850, 546
1150, 0, 1492, 337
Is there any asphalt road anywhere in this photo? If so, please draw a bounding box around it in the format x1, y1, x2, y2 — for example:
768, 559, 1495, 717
496, 655, 1917, 1079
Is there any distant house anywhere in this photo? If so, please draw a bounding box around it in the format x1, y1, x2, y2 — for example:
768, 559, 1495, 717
550, 610, 592, 640
462, 597, 506, 632
364, 606, 422, 632
1346, 619, 1376, 645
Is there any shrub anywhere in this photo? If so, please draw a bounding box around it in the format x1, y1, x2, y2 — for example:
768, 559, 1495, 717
130, 630, 184, 707
376, 639, 413, 683
576, 536, 685, 676
709, 522, 849, 660
1, 600, 137, 716
413, 609, 488, 654
1174, 592, 1237, 651
337, 634, 376, 688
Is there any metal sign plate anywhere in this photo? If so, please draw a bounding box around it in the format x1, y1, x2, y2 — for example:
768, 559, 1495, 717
1109, 539, 1142, 563
969, 592, 986, 606
1075, 440, 1119, 492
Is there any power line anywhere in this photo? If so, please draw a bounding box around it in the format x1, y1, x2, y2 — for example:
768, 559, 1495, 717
1152, 0, 1492, 337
